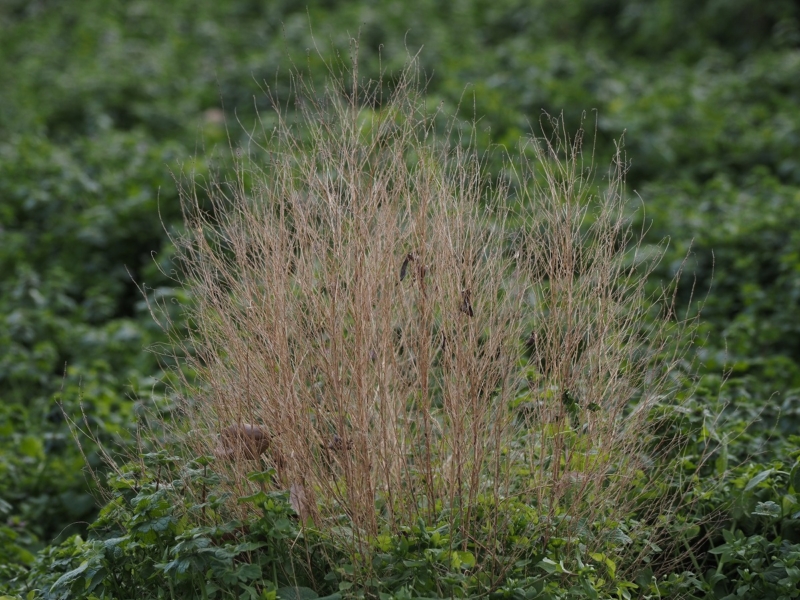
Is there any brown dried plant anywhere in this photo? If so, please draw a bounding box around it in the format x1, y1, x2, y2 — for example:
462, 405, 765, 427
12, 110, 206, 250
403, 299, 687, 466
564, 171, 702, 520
150, 57, 696, 583
511, 121, 698, 571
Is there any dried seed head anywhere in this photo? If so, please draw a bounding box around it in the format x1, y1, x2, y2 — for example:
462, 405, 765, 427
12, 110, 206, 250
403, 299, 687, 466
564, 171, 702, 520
327, 434, 353, 452
399, 253, 415, 281
460, 289, 474, 317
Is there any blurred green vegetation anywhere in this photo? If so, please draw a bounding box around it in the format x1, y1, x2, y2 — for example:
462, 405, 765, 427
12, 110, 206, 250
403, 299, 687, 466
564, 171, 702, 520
1, 0, 800, 597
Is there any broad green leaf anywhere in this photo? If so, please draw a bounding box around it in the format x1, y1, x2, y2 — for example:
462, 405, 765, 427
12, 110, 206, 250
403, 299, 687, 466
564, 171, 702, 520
238, 491, 269, 506
790, 461, 800, 493
276, 587, 319, 600
752, 501, 781, 517
50, 560, 89, 592
744, 469, 773, 492
450, 550, 476, 570
538, 557, 559, 574
236, 563, 261, 581
233, 541, 268, 553
246, 468, 277, 484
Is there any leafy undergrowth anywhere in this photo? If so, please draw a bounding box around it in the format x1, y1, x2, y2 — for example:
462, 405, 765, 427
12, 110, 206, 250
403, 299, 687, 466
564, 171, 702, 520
2, 371, 800, 599
648, 378, 800, 600
0, 454, 679, 600
4, 439, 798, 599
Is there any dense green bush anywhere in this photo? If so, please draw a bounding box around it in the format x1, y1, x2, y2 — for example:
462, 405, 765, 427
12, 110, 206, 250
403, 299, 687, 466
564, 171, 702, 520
8, 455, 338, 600
0, 130, 186, 551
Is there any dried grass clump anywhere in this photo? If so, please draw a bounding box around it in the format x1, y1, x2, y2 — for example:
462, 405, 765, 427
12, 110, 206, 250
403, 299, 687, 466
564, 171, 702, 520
153, 57, 694, 577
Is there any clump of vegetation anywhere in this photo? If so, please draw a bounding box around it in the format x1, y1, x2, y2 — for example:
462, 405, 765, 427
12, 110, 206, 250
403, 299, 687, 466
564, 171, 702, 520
117, 56, 694, 596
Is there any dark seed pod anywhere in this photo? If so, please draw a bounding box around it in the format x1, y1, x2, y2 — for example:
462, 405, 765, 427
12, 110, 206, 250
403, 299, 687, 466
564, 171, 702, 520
460, 290, 474, 317
400, 253, 415, 281
525, 331, 537, 349
562, 390, 579, 408
327, 434, 354, 453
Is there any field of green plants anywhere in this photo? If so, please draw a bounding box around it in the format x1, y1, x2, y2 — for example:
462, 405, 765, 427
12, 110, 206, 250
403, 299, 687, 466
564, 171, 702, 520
1, 1, 800, 598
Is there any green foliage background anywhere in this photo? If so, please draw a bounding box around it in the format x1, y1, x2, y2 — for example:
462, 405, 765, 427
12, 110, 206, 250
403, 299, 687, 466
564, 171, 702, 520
1, 0, 800, 597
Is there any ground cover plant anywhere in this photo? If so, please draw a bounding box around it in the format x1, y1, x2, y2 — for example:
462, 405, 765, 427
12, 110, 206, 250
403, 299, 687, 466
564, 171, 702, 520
2, 1, 800, 598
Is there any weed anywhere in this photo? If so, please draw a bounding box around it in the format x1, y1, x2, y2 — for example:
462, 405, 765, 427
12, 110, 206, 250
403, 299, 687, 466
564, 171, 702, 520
144, 53, 697, 592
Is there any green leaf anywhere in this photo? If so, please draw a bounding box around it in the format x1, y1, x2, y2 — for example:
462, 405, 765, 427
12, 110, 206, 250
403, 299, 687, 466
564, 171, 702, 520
609, 528, 633, 546
246, 469, 277, 484
50, 560, 89, 592
239, 583, 259, 600
238, 491, 269, 506
233, 541, 267, 553
715, 442, 728, 476
85, 566, 108, 594
176, 558, 192, 574
790, 461, 800, 493
451, 550, 476, 570
19, 435, 44, 459
580, 576, 599, 599
744, 469, 774, 491
752, 501, 781, 518
276, 587, 319, 600
102, 536, 128, 549
538, 557, 572, 574
604, 556, 617, 580
236, 563, 262, 581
